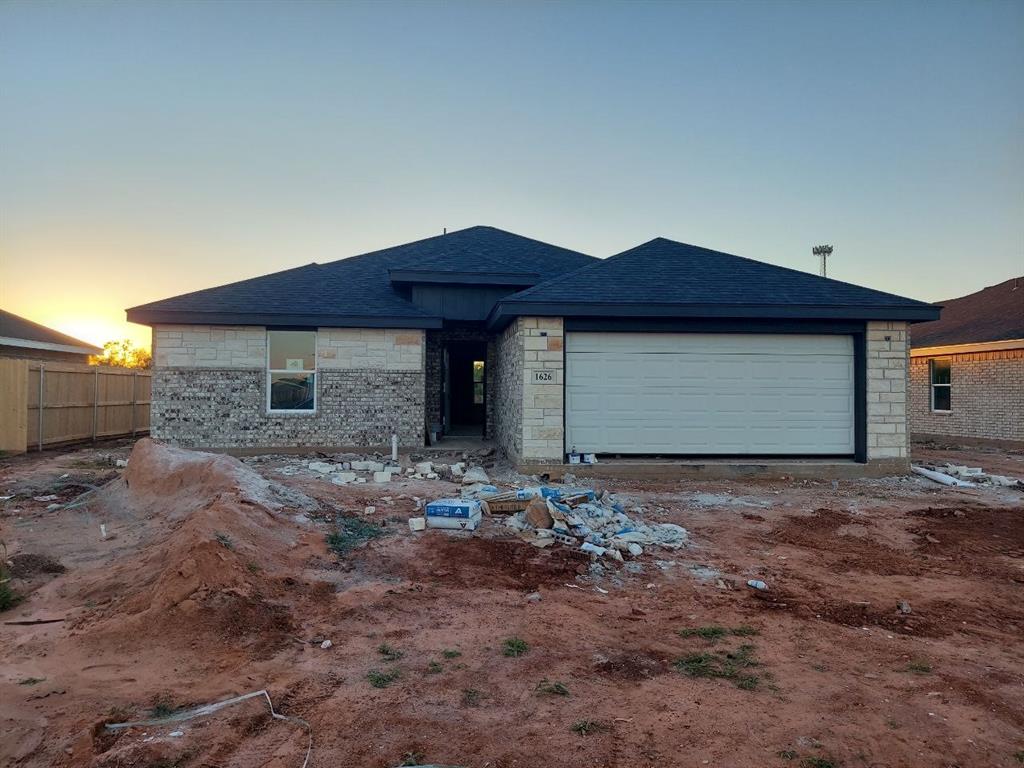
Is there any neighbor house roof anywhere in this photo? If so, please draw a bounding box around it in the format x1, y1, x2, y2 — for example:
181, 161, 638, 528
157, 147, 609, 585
910, 277, 1023, 352
489, 238, 941, 326
126, 226, 597, 327
0, 310, 102, 355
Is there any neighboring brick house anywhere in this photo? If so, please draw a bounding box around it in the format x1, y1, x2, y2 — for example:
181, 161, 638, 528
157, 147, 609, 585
909, 277, 1023, 444
0, 309, 101, 363
127, 226, 938, 472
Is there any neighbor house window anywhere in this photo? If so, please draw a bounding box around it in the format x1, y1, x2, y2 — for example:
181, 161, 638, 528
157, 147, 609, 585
268, 330, 316, 412
930, 358, 951, 412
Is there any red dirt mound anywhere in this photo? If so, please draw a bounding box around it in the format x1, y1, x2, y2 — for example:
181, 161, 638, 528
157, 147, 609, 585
70, 440, 321, 655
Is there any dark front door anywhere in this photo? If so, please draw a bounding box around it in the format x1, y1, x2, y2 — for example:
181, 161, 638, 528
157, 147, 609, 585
445, 341, 486, 436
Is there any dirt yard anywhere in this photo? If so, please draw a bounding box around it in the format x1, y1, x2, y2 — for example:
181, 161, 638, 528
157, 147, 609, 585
1, 438, 1022, 768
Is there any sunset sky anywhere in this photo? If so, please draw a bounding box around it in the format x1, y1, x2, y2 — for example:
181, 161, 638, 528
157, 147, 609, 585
1, 1, 1021, 351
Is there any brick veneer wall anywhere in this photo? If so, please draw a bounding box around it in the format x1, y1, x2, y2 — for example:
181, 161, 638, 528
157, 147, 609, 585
909, 348, 1024, 442
866, 321, 910, 462
151, 325, 425, 448
424, 327, 496, 438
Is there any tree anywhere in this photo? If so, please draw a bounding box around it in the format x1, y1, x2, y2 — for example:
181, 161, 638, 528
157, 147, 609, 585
90, 339, 152, 369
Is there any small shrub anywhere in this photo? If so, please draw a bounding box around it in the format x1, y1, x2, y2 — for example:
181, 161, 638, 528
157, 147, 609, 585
214, 532, 234, 550
0, 562, 21, 612
571, 720, 606, 736
461, 688, 483, 707
503, 637, 529, 657
1013, 751, 1024, 764
905, 660, 932, 674
378, 644, 404, 661
535, 679, 570, 696
442, 649, 462, 659
327, 516, 386, 555
367, 668, 400, 688
18, 677, 45, 686
149, 695, 177, 718
400, 750, 425, 766
778, 750, 798, 760
678, 625, 760, 643
801, 758, 837, 768
426, 661, 443, 674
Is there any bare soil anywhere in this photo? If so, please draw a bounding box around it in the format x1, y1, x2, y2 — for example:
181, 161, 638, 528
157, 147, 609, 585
1, 438, 1022, 768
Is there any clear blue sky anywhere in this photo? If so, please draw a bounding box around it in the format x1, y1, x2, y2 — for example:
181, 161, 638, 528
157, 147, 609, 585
1, 0, 1021, 347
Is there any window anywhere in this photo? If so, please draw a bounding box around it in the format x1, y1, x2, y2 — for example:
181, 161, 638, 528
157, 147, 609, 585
930, 358, 951, 412
472, 360, 485, 405
268, 330, 316, 412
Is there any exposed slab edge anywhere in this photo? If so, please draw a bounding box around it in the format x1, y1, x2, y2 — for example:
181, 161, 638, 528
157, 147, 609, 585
517, 459, 911, 481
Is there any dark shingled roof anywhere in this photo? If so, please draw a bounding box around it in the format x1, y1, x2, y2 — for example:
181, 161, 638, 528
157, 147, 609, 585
492, 238, 940, 323
127, 226, 596, 326
911, 277, 1024, 348
0, 310, 102, 353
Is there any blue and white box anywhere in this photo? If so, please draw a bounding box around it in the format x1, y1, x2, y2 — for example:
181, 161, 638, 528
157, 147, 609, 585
425, 498, 482, 530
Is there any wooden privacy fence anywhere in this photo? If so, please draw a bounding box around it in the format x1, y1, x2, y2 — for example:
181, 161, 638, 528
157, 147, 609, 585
0, 359, 151, 454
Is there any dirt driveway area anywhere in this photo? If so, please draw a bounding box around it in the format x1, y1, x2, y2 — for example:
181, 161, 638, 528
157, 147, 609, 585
1, 438, 1022, 768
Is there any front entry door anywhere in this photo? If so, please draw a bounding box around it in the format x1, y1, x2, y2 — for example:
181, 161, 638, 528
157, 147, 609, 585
444, 341, 487, 436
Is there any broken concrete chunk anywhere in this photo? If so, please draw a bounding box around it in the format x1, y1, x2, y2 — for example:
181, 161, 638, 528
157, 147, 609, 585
372, 471, 392, 483
461, 466, 489, 485
408, 517, 426, 532
414, 461, 433, 476
451, 463, 465, 478
363, 505, 376, 515
308, 461, 337, 474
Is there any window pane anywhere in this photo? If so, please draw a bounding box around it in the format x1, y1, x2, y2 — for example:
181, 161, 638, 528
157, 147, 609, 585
473, 382, 484, 404
271, 373, 315, 411
933, 385, 951, 411
472, 360, 485, 383
931, 359, 950, 385
269, 331, 315, 370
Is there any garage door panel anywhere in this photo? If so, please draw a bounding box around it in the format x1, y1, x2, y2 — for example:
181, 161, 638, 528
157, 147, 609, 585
566, 333, 855, 455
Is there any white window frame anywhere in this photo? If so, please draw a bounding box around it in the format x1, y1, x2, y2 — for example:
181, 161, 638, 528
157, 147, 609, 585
266, 330, 318, 415
930, 357, 951, 413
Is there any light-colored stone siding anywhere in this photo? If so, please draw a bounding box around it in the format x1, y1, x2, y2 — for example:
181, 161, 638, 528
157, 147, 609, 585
150, 325, 425, 449
866, 321, 909, 461
492, 317, 565, 463
909, 348, 1024, 442
154, 325, 266, 369
521, 317, 565, 461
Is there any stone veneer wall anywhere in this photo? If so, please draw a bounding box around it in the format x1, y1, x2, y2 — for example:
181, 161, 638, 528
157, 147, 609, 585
493, 319, 524, 460
424, 327, 496, 437
909, 348, 1024, 442
521, 317, 565, 461
151, 325, 425, 448
866, 321, 909, 462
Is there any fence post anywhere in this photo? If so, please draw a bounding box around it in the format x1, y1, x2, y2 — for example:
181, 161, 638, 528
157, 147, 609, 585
92, 368, 100, 442
37, 364, 45, 451
131, 371, 137, 437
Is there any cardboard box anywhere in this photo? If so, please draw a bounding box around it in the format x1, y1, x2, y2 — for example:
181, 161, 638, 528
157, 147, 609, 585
425, 498, 482, 519
426, 511, 482, 531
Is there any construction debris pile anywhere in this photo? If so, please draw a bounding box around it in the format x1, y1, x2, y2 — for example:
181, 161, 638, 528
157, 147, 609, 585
912, 462, 1022, 488
268, 457, 470, 485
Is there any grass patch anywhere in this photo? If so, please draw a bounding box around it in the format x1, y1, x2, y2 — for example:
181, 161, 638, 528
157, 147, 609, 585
442, 649, 462, 659
149, 695, 178, 718
571, 720, 606, 736
503, 637, 529, 657
326, 516, 385, 556
426, 661, 443, 674
905, 660, 932, 674
214, 532, 234, 550
400, 750, 425, 766
801, 758, 837, 768
0, 565, 22, 612
367, 668, 401, 688
1014, 751, 1024, 764
674, 643, 761, 690
461, 688, 483, 707
535, 679, 570, 696
778, 750, 798, 761
18, 677, 45, 686
378, 644, 404, 662
678, 625, 760, 643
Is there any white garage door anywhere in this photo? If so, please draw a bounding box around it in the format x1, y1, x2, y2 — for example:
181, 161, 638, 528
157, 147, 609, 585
566, 333, 855, 455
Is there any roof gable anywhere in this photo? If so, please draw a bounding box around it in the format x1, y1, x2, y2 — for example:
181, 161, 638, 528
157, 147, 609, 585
0, 310, 102, 354
490, 238, 940, 324
126, 226, 596, 326
911, 277, 1024, 348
